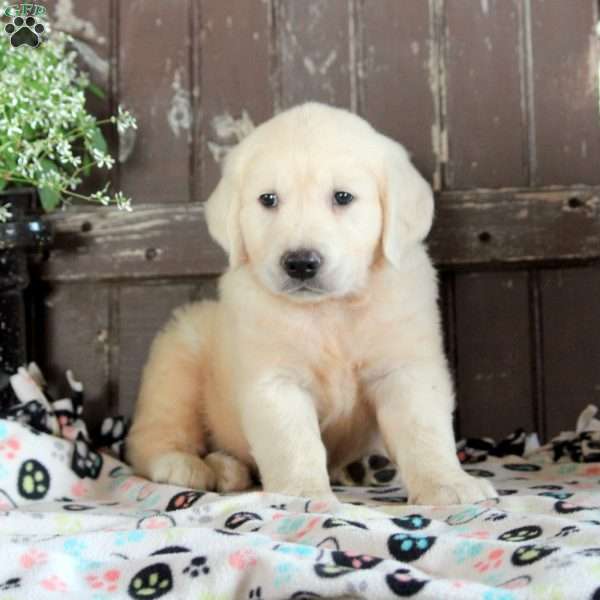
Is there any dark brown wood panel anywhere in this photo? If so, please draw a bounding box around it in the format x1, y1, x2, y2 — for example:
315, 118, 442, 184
40, 186, 600, 281
540, 267, 600, 439
196, 1, 274, 200
444, 0, 526, 188
361, 0, 437, 182
530, 0, 600, 185
45, 0, 114, 194
278, 0, 354, 108
118, 0, 192, 203
454, 271, 535, 439
116, 280, 217, 418
39, 283, 111, 428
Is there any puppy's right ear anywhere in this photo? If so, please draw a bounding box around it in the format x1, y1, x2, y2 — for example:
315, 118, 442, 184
205, 147, 245, 269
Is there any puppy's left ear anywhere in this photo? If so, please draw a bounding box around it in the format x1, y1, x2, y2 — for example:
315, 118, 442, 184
378, 136, 434, 269
205, 146, 245, 269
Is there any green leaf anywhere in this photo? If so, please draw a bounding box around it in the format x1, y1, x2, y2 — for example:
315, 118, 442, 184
90, 127, 108, 154
0, 178, 7, 192
40, 158, 59, 176
87, 82, 106, 99
39, 186, 61, 212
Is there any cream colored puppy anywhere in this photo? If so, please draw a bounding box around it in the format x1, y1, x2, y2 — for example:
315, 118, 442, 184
127, 102, 496, 505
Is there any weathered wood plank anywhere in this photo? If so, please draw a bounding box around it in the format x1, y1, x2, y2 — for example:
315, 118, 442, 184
444, 0, 526, 188
118, 0, 192, 203
116, 280, 217, 417
540, 267, 600, 438
39, 186, 600, 280
45, 0, 114, 195
196, 1, 274, 201
361, 0, 438, 183
529, 0, 600, 185
36, 283, 111, 429
454, 271, 534, 439
278, 0, 354, 108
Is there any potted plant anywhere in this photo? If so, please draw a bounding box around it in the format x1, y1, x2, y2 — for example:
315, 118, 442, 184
0, 28, 136, 407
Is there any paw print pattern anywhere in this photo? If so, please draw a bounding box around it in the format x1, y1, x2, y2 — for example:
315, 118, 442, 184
323, 517, 367, 530
17, 459, 50, 500
331, 550, 382, 571
511, 544, 558, 566
128, 563, 173, 600
40, 575, 67, 592
555, 525, 579, 538
4, 16, 45, 48
391, 514, 431, 530
499, 525, 542, 543
224, 511, 263, 530
85, 570, 120, 592
0, 577, 20, 591
182, 556, 209, 577
388, 533, 436, 562
0, 436, 20, 460
20, 548, 47, 569
71, 439, 103, 479
474, 548, 504, 572
166, 490, 204, 512
386, 568, 428, 597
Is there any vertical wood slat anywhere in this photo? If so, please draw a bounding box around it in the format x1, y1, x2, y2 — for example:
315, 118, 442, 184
118, 0, 192, 203
444, 0, 527, 188
454, 271, 535, 439
39, 283, 111, 430
529, 0, 600, 186
196, 1, 274, 201
116, 279, 217, 418
278, 0, 354, 109
540, 267, 600, 439
360, 0, 438, 183
45, 0, 114, 194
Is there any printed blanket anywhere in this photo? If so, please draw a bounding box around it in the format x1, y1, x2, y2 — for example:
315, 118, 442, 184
1, 365, 600, 599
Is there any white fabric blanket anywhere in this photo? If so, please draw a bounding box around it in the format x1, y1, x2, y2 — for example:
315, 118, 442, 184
2, 417, 600, 600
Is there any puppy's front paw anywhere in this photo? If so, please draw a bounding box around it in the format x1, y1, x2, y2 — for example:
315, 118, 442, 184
149, 451, 216, 491
204, 451, 253, 493
410, 472, 497, 505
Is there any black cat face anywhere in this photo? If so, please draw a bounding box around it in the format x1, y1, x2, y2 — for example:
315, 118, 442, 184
388, 533, 436, 562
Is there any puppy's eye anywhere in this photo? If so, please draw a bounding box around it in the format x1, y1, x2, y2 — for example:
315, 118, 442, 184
333, 191, 354, 206
258, 192, 278, 208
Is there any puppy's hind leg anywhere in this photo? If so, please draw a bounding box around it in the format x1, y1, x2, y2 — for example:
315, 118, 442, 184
127, 304, 216, 491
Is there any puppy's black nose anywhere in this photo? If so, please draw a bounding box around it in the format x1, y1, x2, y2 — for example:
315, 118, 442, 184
281, 249, 322, 280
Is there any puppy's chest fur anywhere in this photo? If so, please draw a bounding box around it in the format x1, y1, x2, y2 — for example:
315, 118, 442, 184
304, 306, 370, 429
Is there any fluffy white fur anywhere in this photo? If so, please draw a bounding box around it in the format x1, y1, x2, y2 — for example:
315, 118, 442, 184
127, 102, 496, 505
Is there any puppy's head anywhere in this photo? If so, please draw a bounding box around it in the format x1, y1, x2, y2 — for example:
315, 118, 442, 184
206, 103, 433, 301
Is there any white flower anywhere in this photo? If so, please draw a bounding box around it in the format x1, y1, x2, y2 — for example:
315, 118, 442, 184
0, 203, 12, 223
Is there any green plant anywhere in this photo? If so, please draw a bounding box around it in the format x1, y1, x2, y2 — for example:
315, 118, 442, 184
0, 27, 136, 222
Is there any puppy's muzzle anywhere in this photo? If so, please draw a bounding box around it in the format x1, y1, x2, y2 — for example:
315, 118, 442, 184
281, 249, 322, 281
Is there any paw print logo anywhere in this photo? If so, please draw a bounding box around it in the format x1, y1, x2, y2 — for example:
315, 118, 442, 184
4, 15, 46, 48
40, 575, 68, 592
20, 548, 47, 569
182, 556, 210, 577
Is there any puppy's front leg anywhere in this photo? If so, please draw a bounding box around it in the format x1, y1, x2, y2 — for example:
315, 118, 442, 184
241, 372, 333, 500
369, 362, 497, 505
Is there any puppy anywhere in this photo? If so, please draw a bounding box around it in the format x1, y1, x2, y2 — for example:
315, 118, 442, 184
127, 102, 496, 505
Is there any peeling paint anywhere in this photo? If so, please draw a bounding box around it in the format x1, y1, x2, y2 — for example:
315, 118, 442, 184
303, 50, 338, 76
119, 123, 137, 164
167, 68, 192, 139
53, 0, 106, 44
71, 39, 109, 83
208, 111, 255, 164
